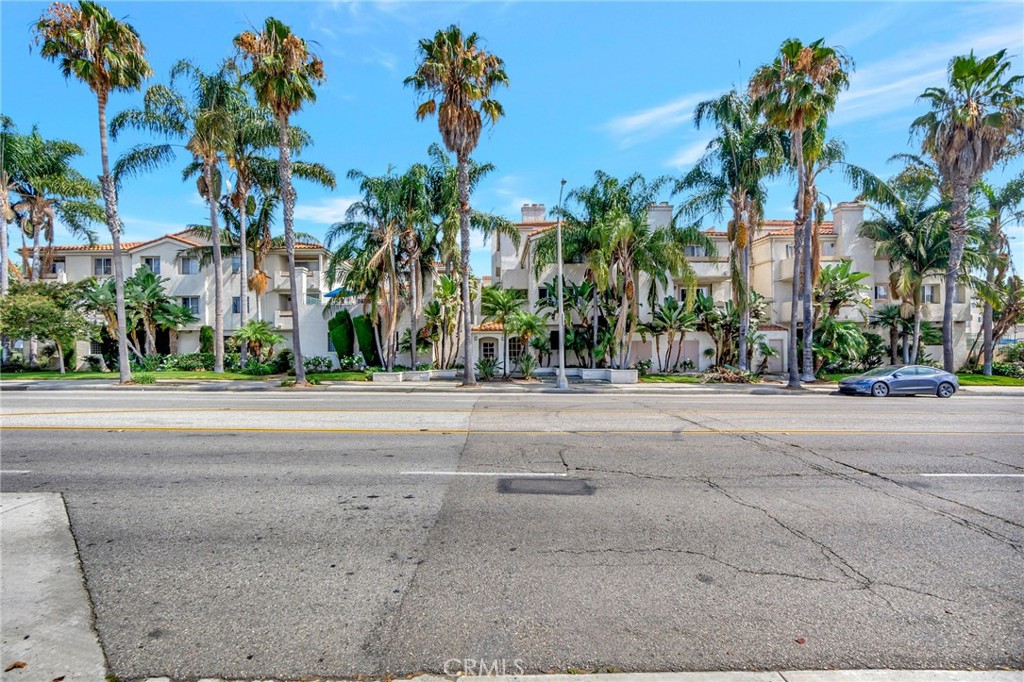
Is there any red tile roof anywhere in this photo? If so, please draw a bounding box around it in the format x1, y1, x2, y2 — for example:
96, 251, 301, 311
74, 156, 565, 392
472, 322, 504, 332
759, 324, 789, 332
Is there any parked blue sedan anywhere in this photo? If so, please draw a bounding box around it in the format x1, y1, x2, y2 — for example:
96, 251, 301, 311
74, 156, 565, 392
838, 365, 959, 398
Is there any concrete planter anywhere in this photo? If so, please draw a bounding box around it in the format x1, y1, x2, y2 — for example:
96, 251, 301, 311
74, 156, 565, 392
372, 372, 404, 383
403, 371, 431, 382
605, 369, 638, 384
429, 369, 459, 380
579, 368, 606, 381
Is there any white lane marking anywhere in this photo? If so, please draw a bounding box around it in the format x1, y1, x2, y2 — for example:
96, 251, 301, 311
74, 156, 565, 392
0, 470, 31, 475
919, 473, 1024, 478
401, 471, 568, 477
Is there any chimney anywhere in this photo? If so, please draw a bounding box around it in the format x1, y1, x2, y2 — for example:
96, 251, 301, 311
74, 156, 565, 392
647, 201, 673, 228
521, 203, 547, 223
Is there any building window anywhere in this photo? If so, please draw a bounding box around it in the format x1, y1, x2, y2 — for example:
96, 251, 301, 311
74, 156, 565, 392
231, 255, 241, 273
874, 285, 889, 300
684, 245, 707, 258
296, 259, 319, 272
50, 260, 66, 275
495, 266, 502, 278
93, 257, 112, 276
90, 340, 103, 355
142, 256, 160, 274
923, 284, 940, 304
508, 337, 524, 366
953, 285, 967, 304
305, 291, 322, 305
181, 296, 200, 316
232, 296, 251, 314
481, 339, 496, 360
679, 284, 712, 301
179, 257, 199, 275
328, 334, 335, 353
785, 244, 795, 259
537, 287, 548, 300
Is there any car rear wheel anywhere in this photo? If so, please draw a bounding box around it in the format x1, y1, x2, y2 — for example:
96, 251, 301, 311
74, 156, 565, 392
871, 382, 889, 398
937, 382, 956, 398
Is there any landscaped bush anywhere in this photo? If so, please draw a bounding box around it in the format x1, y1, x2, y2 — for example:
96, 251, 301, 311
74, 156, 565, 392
303, 355, 333, 373
328, 310, 356, 357
1002, 341, 1024, 364
475, 356, 498, 380
84, 355, 104, 371
1, 356, 28, 373
132, 354, 163, 372
199, 325, 214, 354
224, 352, 240, 371
352, 315, 381, 367
517, 353, 538, 380
992, 362, 1024, 379
336, 354, 363, 371
635, 358, 653, 376
133, 373, 156, 384
161, 353, 215, 372
702, 367, 755, 383
241, 358, 273, 375
272, 348, 294, 374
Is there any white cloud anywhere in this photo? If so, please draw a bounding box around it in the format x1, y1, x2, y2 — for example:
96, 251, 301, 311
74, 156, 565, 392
666, 138, 711, 170
833, 23, 1023, 126
602, 91, 716, 148
294, 197, 359, 225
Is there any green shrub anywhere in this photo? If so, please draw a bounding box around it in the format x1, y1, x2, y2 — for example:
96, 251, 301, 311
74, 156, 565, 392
327, 310, 355, 357
132, 355, 163, 372
635, 358, 653, 376
303, 355, 333, 373
992, 362, 1024, 379
133, 373, 156, 385
1002, 341, 1024, 364
242, 358, 273, 375
272, 348, 294, 374
352, 315, 381, 367
475, 356, 498, 380
161, 353, 215, 372
199, 325, 214, 354
85, 355, 103, 371
518, 352, 538, 379
336, 354, 363, 371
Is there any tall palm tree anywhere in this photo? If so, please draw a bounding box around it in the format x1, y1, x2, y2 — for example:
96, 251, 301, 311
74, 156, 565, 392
406, 25, 509, 386
325, 169, 404, 372
870, 303, 905, 366
750, 37, 851, 386
112, 59, 239, 372
4, 125, 103, 281
393, 163, 436, 370
480, 285, 526, 377
911, 49, 1024, 371
651, 296, 697, 371
35, 0, 153, 383
859, 168, 952, 362
974, 175, 1024, 374
235, 17, 326, 385
674, 90, 785, 371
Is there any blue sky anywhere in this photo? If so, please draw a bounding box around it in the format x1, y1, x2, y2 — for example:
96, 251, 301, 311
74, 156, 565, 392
3, 0, 1023, 274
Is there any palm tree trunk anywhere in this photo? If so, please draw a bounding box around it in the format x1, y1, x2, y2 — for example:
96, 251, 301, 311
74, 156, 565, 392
800, 182, 815, 382
911, 304, 922, 363
238, 184, 250, 366
591, 286, 599, 369
97, 92, 132, 384
889, 325, 899, 365
409, 254, 418, 370
204, 162, 225, 373
31, 228, 41, 281
982, 261, 995, 375
737, 229, 751, 372
787, 130, 805, 388
456, 152, 476, 385
0, 220, 8, 297
145, 319, 157, 357
56, 339, 65, 375
943, 179, 970, 373
277, 114, 306, 384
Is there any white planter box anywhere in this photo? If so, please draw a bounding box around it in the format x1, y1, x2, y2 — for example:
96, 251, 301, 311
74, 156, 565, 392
372, 372, 404, 383
605, 369, 638, 384
402, 371, 431, 382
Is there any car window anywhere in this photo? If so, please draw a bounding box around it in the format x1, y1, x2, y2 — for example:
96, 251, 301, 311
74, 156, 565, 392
916, 367, 937, 376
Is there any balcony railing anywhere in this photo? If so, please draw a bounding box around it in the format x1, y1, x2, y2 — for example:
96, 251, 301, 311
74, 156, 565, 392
274, 309, 293, 330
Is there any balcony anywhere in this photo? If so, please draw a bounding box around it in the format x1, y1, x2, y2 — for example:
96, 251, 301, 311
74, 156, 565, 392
273, 269, 309, 292
41, 271, 69, 284
920, 302, 971, 322
274, 309, 293, 330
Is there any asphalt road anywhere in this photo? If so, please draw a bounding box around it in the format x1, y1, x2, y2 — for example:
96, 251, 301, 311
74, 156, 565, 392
1, 389, 1022, 679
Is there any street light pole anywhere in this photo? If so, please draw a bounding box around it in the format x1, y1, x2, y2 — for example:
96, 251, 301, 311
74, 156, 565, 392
556, 179, 569, 390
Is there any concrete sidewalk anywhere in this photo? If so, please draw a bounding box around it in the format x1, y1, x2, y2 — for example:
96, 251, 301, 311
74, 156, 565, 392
0, 493, 107, 682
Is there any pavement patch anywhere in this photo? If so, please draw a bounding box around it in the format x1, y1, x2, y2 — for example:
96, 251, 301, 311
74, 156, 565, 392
0, 493, 107, 682
496, 477, 596, 495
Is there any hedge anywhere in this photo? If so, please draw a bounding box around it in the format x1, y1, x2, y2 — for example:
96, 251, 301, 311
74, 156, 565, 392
352, 314, 381, 367
328, 310, 355, 357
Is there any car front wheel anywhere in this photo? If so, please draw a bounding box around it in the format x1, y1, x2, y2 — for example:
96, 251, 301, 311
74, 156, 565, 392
937, 382, 956, 398
871, 382, 889, 398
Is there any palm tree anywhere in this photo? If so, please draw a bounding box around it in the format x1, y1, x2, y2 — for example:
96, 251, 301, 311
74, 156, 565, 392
674, 90, 785, 370
750, 37, 851, 386
35, 0, 152, 383
325, 170, 404, 372
975, 175, 1024, 374
4, 126, 103, 281
481, 285, 526, 377
233, 319, 283, 362
651, 296, 698, 371
911, 49, 1024, 371
126, 266, 196, 356
505, 309, 545, 373
406, 25, 509, 386
235, 17, 326, 385
859, 171, 951, 363
112, 59, 239, 372
870, 303, 905, 365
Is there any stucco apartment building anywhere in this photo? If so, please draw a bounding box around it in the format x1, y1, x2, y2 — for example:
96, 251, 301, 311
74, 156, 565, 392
483, 201, 974, 372
38, 229, 335, 364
